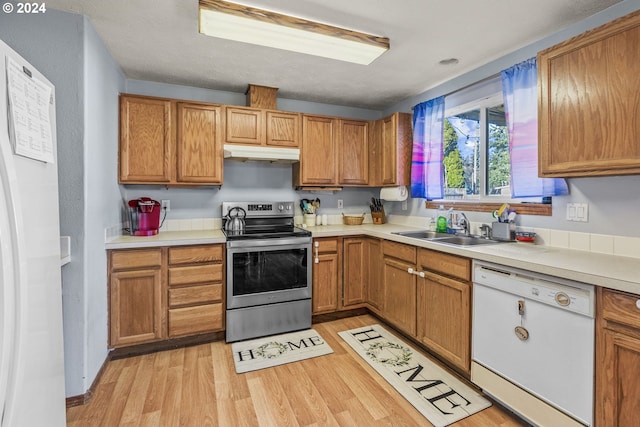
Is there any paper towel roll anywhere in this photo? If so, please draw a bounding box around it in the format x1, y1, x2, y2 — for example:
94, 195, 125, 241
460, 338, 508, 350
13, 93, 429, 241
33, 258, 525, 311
379, 186, 408, 201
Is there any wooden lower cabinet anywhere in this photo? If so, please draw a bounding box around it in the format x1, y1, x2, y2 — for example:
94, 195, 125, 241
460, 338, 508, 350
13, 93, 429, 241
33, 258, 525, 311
342, 237, 366, 309
382, 241, 416, 336
365, 238, 384, 312
168, 303, 223, 337
109, 248, 165, 348
109, 244, 224, 348
416, 249, 471, 373
312, 238, 341, 314
596, 288, 640, 427
167, 245, 224, 337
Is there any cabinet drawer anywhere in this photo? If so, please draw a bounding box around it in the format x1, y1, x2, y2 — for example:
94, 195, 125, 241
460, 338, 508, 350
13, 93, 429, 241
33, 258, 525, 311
169, 283, 222, 307
169, 245, 223, 265
111, 249, 162, 270
382, 240, 416, 263
315, 238, 339, 253
169, 264, 222, 286
418, 249, 471, 281
601, 288, 640, 329
168, 303, 223, 337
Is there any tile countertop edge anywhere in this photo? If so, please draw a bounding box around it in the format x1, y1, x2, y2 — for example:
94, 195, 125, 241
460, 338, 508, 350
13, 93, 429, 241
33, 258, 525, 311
104, 224, 640, 295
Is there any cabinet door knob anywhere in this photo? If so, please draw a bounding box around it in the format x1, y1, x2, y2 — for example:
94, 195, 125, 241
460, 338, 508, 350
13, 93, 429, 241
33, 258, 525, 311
407, 268, 414, 275
636, 299, 640, 310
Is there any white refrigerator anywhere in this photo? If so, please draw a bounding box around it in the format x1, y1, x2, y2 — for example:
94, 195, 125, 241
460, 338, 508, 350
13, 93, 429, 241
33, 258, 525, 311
0, 40, 66, 426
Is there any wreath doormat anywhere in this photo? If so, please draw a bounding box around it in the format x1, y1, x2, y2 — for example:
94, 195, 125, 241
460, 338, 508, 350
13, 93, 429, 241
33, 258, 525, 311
231, 329, 333, 373
339, 324, 491, 427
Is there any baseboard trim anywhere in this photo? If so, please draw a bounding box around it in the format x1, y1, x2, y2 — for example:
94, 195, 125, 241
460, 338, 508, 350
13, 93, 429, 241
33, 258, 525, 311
109, 331, 225, 360
65, 354, 110, 408
312, 307, 369, 324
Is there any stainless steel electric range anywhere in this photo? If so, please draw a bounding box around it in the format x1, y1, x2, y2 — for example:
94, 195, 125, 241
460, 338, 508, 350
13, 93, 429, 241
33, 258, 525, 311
222, 201, 312, 343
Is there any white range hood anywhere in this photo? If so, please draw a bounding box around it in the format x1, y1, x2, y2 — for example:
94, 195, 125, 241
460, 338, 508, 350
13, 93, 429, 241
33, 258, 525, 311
223, 144, 300, 163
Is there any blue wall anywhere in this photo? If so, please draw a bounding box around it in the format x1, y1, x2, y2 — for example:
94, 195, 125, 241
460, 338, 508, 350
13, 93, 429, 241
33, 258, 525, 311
383, 0, 640, 237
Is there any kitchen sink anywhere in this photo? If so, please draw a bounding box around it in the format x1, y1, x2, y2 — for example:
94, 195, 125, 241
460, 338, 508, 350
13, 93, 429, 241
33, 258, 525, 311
433, 235, 504, 246
392, 230, 508, 246
391, 230, 451, 239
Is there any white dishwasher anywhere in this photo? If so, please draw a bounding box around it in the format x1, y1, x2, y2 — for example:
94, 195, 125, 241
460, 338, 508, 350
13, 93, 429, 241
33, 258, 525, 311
471, 261, 595, 427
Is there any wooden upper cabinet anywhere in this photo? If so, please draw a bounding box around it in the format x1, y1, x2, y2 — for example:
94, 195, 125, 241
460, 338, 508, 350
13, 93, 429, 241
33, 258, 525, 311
538, 10, 640, 177
266, 111, 301, 147
370, 112, 412, 186
119, 95, 173, 183
177, 103, 223, 184
119, 94, 223, 186
225, 107, 301, 147
339, 120, 369, 185
296, 115, 338, 185
225, 106, 264, 145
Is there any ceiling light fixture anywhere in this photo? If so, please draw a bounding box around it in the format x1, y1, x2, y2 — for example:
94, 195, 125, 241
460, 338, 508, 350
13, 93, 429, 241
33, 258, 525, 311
198, 0, 390, 65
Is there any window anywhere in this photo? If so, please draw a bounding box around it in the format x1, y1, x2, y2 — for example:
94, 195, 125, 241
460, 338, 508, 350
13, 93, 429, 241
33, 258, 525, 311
443, 93, 511, 201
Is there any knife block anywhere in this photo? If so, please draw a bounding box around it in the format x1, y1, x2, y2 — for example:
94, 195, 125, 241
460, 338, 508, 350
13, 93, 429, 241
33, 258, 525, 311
371, 207, 386, 225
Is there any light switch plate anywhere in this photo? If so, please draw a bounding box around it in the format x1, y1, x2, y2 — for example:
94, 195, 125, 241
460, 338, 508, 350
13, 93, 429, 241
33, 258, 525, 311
566, 203, 588, 222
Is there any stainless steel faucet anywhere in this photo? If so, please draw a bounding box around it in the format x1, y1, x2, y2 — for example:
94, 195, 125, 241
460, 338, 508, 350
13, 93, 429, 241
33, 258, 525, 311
457, 212, 470, 235
479, 223, 492, 239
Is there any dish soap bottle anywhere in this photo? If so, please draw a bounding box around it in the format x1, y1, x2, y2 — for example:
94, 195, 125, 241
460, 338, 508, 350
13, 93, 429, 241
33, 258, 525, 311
436, 205, 447, 233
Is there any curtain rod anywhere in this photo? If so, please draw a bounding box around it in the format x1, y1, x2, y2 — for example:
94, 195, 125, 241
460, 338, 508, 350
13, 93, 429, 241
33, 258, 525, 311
410, 73, 500, 110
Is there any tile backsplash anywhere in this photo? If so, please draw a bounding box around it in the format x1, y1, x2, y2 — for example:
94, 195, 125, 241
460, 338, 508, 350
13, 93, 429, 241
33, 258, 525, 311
387, 214, 640, 259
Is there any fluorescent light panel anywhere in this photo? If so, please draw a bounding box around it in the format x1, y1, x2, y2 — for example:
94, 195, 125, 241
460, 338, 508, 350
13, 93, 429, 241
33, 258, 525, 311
198, 0, 389, 65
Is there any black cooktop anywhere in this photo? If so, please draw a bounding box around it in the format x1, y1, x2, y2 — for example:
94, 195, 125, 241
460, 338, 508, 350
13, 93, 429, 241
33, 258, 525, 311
223, 225, 311, 240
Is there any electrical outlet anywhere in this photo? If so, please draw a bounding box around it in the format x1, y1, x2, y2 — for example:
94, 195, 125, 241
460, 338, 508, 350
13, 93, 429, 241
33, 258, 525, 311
337, 199, 344, 209
161, 199, 170, 212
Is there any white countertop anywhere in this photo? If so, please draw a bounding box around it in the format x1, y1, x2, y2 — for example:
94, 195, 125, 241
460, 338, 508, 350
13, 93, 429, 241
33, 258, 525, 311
105, 229, 226, 249
105, 223, 640, 295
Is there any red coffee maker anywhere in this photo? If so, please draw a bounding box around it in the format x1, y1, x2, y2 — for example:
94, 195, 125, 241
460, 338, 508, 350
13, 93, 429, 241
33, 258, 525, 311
128, 198, 161, 236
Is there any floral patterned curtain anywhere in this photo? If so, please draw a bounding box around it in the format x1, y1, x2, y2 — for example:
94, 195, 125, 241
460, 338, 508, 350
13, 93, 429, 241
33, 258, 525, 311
501, 58, 568, 197
410, 96, 445, 199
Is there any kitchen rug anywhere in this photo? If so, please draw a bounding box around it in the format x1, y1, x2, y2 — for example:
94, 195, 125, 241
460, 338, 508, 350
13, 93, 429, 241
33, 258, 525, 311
339, 324, 491, 427
231, 329, 333, 374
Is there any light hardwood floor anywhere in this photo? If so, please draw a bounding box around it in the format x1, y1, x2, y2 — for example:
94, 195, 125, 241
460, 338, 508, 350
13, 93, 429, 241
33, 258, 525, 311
67, 315, 526, 426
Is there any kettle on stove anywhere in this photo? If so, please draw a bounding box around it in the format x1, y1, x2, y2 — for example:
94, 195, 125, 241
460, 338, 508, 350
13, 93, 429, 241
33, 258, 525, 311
224, 206, 246, 233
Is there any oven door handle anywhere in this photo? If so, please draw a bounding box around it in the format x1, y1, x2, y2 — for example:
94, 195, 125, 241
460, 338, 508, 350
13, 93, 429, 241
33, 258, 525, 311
226, 236, 312, 248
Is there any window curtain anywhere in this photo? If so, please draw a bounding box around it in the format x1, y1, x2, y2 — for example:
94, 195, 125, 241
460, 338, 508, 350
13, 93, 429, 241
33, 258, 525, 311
410, 96, 445, 199
501, 58, 568, 198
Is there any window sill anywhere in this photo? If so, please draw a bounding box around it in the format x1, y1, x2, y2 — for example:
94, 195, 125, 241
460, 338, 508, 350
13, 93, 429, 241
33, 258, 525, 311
424, 201, 551, 216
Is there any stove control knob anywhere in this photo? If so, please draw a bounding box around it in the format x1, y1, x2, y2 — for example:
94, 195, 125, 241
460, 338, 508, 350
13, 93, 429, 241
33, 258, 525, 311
278, 204, 284, 211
